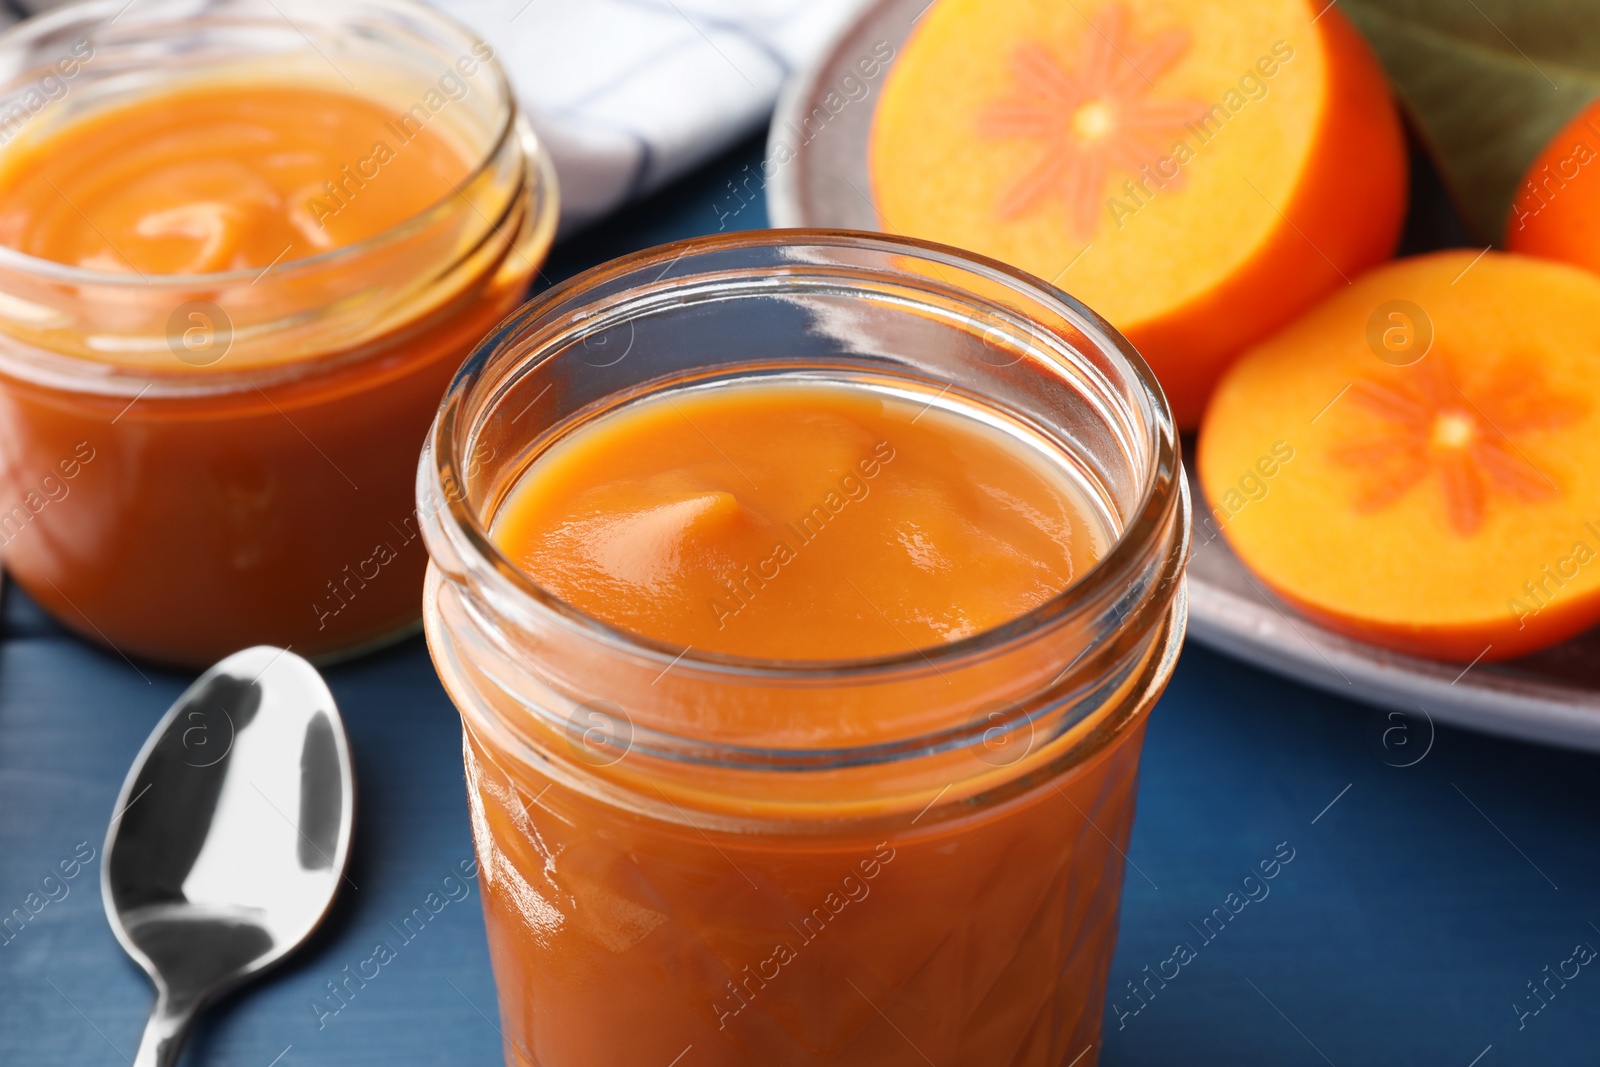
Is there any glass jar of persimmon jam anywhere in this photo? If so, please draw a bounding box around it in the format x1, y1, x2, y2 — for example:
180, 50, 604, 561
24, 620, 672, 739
0, 0, 556, 665
418, 231, 1189, 1066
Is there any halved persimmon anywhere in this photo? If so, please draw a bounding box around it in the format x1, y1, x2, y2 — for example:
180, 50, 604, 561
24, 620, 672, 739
1507, 97, 1600, 273
1198, 251, 1600, 662
869, 0, 1407, 427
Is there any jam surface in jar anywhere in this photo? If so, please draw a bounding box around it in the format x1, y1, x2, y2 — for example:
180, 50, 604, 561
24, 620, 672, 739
491, 377, 1110, 660
0, 81, 469, 275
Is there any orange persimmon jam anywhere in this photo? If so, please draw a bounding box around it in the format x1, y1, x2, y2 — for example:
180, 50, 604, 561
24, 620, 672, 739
490, 380, 1108, 659
0, 0, 556, 665
0, 84, 469, 273
419, 235, 1190, 1066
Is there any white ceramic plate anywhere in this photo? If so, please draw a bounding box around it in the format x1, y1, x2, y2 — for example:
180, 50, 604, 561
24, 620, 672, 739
765, 0, 1600, 753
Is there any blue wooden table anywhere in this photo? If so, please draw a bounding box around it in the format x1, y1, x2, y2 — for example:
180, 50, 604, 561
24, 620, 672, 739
3, 133, 1598, 1067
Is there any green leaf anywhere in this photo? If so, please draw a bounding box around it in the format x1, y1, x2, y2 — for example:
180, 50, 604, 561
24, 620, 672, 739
1339, 0, 1600, 243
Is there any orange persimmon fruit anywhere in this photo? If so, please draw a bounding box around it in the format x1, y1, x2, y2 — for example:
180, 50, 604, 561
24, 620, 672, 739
869, 0, 1407, 427
1506, 96, 1600, 272
1198, 251, 1600, 662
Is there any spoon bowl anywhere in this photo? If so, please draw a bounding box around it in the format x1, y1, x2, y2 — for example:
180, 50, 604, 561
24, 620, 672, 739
102, 646, 355, 1067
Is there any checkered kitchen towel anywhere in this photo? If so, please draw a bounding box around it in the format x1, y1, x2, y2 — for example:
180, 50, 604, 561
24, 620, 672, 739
445, 0, 873, 227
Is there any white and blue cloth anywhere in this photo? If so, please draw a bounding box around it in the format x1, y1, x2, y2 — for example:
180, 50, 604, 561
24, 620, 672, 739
443, 0, 871, 228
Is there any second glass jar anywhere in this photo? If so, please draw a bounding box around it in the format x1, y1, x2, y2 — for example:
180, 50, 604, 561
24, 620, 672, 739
0, 0, 557, 665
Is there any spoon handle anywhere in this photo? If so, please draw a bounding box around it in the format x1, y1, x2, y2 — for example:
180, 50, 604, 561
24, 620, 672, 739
134, 991, 201, 1067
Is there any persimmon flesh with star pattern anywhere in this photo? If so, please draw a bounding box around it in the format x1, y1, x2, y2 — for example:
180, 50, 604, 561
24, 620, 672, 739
869, 0, 1406, 428
1198, 251, 1600, 662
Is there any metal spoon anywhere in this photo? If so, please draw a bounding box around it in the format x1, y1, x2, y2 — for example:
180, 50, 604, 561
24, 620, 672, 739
102, 646, 355, 1067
